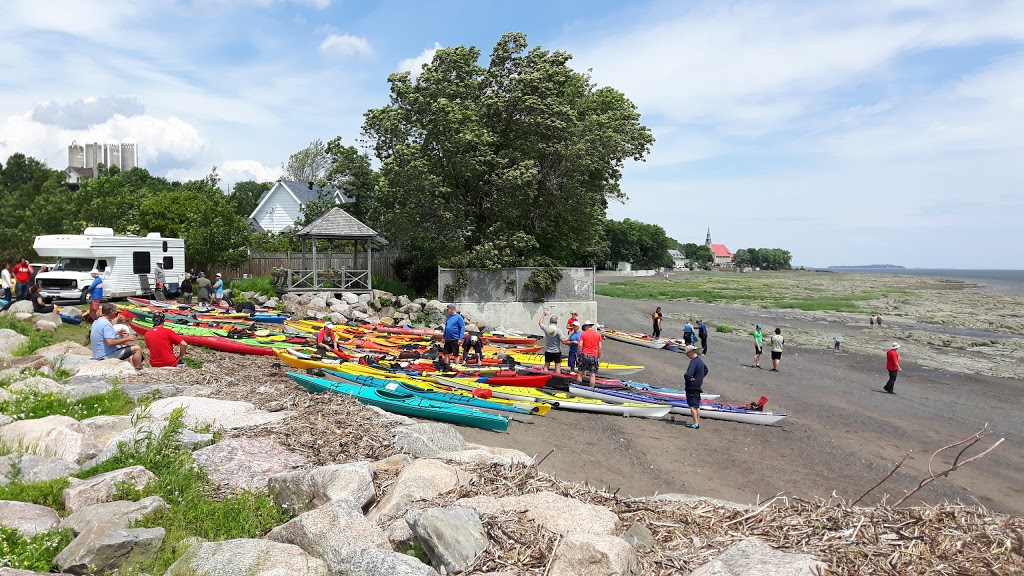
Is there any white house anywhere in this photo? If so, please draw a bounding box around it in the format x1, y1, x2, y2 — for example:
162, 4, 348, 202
249, 180, 353, 234
668, 249, 687, 269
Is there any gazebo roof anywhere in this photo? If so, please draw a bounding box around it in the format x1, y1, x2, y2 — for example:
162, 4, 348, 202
295, 207, 379, 239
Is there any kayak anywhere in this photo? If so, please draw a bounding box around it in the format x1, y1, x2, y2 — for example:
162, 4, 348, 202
600, 329, 670, 349
286, 372, 510, 431
506, 353, 644, 377
568, 385, 787, 425
130, 321, 280, 356
434, 377, 671, 418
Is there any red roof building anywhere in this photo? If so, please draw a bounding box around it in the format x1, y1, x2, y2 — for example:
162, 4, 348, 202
706, 228, 734, 266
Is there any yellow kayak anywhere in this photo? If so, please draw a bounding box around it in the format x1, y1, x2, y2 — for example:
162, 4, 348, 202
506, 353, 644, 376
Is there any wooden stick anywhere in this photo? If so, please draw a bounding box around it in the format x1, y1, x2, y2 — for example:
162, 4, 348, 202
852, 451, 911, 507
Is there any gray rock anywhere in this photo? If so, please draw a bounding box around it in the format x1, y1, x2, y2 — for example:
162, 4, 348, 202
59, 496, 168, 534
13, 313, 33, 321
34, 320, 58, 332
263, 297, 279, 308
78, 415, 134, 447
396, 295, 411, 307
62, 465, 157, 513
82, 421, 213, 469
424, 300, 444, 313
34, 341, 91, 361
310, 297, 327, 309
0, 568, 73, 575
369, 459, 472, 524
0, 328, 29, 360
438, 444, 534, 467
0, 415, 102, 464
371, 454, 413, 476
371, 289, 395, 301
0, 414, 12, 427
548, 534, 638, 576
399, 302, 422, 315
165, 538, 327, 576
0, 500, 61, 536
269, 461, 375, 515
393, 423, 467, 458
455, 491, 619, 537
7, 301, 34, 314
192, 437, 307, 491
267, 499, 391, 571
64, 380, 113, 400
0, 453, 79, 484
68, 359, 136, 384
688, 537, 827, 576
329, 312, 347, 324
143, 396, 290, 430
61, 306, 84, 319
7, 376, 66, 395
350, 309, 370, 321
120, 381, 186, 400
379, 306, 396, 318
34, 312, 63, 325
341, 292, 359, 305
329, 303, 351, 315
326, 298, 342, 307
333, 548, 438, 576
406, 507, 488, 574
413, 298, 428, 306
383, 517, 415, 549
622, 522, 655, 551
0, 354, 52, 374
356, 293, 372, 305
365, 316, 381, 326
55, 524, 164, 575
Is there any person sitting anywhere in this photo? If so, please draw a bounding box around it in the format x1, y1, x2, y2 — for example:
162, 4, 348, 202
316, 322, 341, 355
90, 302, 143, 369
144, 311, 188, 368
29, 284, 55, 313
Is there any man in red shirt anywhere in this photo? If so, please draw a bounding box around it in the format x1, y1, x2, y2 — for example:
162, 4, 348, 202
144, 312, 188, 368
316, 322, 340, 355
12, 258, 31, 301
884, 342, 901, 394
577, 321, 603, 383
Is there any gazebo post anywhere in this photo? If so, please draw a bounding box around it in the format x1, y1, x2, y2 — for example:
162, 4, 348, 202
312, 237, 318, 289
366, 239, 373, 291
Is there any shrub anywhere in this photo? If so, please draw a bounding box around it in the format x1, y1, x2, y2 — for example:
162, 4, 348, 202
182, 357, 203, 369
0, 477, 71, 511
373, 275, 414, 298
715, 325, 734, 333
523, 267, 563, 302
227, 276, 277, 298
0, 526, 75, 572
0, 387, 136, 422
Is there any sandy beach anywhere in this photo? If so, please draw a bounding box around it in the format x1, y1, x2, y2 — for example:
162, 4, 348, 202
457, 271, 1024, 516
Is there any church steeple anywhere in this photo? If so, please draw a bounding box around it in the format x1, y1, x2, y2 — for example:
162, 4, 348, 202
706, 227, 712, 247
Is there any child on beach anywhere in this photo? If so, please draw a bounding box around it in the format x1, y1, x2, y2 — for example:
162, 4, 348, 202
112, 316, 132, 351
834, 336, 842, 352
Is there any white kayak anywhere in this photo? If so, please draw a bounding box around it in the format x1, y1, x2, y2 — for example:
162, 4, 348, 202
601, 329, 670, 349
568, 384, 787, 426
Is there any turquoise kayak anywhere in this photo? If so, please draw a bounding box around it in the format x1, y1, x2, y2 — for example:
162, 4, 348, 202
286, 372, 510, 431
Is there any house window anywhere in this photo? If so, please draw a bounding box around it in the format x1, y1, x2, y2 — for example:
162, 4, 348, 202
162, 241, 168, 252
132, 252, 151, 274
163, 256, 174, 269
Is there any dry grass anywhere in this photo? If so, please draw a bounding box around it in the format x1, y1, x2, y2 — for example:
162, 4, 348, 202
120, 351, 1024, 575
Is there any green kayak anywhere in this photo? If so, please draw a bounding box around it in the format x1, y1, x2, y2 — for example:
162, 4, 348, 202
286, 372, 510, 431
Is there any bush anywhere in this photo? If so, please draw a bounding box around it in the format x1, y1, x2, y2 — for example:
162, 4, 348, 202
0, 387, 136, 422
715, 325, 734, 333
0, 477, 71, 511
228, 276, 276, 298
0, 526, 75, 572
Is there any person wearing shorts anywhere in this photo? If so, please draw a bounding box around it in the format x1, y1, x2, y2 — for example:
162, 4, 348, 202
752, 324, 764, 368
442, 304, 465, 361
90, 302, 143, 369
566, 321, 581, 371
683, 345, 707, 429
577, 321, 603, 383
769, 327, 784, 371
539, 310, 567, 373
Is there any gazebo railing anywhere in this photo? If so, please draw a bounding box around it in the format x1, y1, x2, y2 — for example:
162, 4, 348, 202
275, 267, 372, 292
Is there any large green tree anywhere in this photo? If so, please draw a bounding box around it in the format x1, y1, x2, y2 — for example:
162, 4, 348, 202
229, 180, 273, 220
324, 137, 379, 226
604, 218, 674, 269
0, 153, 64, 260
734, 248, 792, 270
363, 32, 654, 281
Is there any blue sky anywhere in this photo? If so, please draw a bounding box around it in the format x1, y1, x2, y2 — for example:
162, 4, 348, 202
1, 0, 1021, 268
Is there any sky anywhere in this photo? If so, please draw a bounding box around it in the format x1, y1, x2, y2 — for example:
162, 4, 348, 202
1, 0, 1021, 269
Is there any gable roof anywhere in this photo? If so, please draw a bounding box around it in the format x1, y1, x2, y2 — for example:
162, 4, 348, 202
296, 207, 379, 239
65, 166, 96, 178
250, 180, 353, 220
668, 249, 684, 258
710, 244, 733, 258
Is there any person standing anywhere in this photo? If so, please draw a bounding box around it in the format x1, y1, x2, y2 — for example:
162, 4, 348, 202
144, 311, 188, 368
12, 259, 31, 301
566, 321, 582, 372
652, 307, 663, 338
577, 321, 603, 383
834, 336, 842, 352
1, 263, 11, 302
443, 304, 465, 362
180, 271, 193, 304
884, 343, 901, 394
683, 345, 707, 429
769, 327, 785, 372
196, 272, 212, 304
870, 316, 875, 327
539, 310, 565, 373
212, 273, 224, 305
566, 311, 580, 332
876, 314, 883, 328
90, 302, 143, 369
683, 320, 694, 346
697, 319, 708, 355
87, 269, 103, 321
752, 324, 764, 368
153, 262, 167, 301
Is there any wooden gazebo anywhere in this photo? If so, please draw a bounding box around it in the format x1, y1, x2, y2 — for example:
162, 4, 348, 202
283, 207, 379, 293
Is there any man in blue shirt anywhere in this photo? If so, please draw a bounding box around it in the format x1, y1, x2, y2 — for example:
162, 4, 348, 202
87, 269, 103, 321
90, 302, 143, 369
442, 304, 465, 362
566, 321, 582, 372
697, 320, 709, 355
683, 345, 707, 429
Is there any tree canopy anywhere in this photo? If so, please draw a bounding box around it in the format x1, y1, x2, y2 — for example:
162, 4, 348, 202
733, 248, 793, 270
604, 219, 674, 269
362, 32, 654, 281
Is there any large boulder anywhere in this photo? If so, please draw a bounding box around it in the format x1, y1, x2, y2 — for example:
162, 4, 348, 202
7, 376, 66, 395
267, 499, 391, 572
371, 454, 412, 476
0, 454, 79, 485
192, 437, 307, 491
688, 537, 828, 576
68, 359, 136, 386
6, 301, 34, 314
82, 421, 213, 469
396, 295, 412, 308
341, 292, 359, 305
0, 328, 28, 360
34, 321, 58, 332
60, 307, 83, 319
438, 444, 534, 467
0, 500, 61, 536
399, 302, 422, 315
455, 491, 619, 537
62, 465, 156, 513
143, 396, 291, 430
392, 423, 467, 458
268, 461, 375, 515
165, 538, 328, 576
59, 496, 168, 534
33, 313, 63, 327
35, 341, 91, 361
54, 524, 164, 575
0, 415, 102, 464
78, 415, 135, 448
309, 297, 328, 309
547, 534, 639, 576
329, 303, 351, 316
406, 507, 489, 575
332, 548, 438, 576
368, 459, 473, 523
0, 354, 52, 378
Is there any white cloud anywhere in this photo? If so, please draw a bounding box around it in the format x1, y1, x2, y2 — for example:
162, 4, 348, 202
218, 159, 283, 191
319, 34, 374, 59
397, 42, 442, 77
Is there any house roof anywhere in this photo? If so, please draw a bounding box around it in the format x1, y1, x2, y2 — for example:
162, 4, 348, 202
66, 166, 96, 178
668, 249, 684, 258
250, 180, 353, 220
296, 207, 379, 239
710, 244, 733, 258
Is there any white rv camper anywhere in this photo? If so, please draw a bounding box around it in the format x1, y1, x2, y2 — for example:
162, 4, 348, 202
34, 227, 186, 302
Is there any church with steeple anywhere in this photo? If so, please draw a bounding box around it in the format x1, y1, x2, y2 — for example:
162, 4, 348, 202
705, 227, 734, 267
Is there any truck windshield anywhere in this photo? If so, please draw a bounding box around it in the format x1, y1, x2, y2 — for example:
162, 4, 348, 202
52, 258, 96, 272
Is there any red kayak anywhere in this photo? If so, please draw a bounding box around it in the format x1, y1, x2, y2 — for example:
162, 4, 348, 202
130, 321, 277, 356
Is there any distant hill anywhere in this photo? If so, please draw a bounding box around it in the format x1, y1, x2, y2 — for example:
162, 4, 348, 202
828, 264, 906, 269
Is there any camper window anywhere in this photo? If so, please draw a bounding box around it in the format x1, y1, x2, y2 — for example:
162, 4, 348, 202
97, 259, 108, 272
163, 256, 174, 269
133, 252, 151, 274
162, 241, 168, 253
53, 257, 96, 272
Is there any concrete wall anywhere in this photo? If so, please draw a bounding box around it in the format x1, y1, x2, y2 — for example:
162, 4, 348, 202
456, 300, 598, 335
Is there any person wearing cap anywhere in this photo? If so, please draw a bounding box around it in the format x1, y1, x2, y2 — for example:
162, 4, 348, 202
577, 320, 603, 383
752, 324, 764, 368
212, 273, 225, 305
153, 261, 167, 301
683, 345, 707, 429
145, 311, 188, 368
442, 304, 465, 362
87, 269, 104, 321
196, 272, 212, 304
565, 311, 579, 331
566, 320, 582, 371
539, 310, 570, 373
769, 327, 784, 372
316, 322, 341, 355
884, 343, 902, 394
90, 302, 143, 369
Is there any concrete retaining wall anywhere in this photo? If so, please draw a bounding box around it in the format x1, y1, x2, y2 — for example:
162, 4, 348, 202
456, 301, 598, 335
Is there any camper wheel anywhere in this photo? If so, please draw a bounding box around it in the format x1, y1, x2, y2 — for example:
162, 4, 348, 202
80, 289, 92, 305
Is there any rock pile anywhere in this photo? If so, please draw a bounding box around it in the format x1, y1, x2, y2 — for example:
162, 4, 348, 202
239, 289, 456, 330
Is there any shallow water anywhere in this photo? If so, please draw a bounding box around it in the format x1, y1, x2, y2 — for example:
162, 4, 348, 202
831, 268, 1024, 297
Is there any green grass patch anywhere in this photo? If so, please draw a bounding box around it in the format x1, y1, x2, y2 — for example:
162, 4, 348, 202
0, 477, 71, 511
228, 276, 277, 299
0, 526, 75, 572
78, 410, 289, 575
0, 314, 93, 356
0, 387, 137, 422
182, 357, 204, 369
373, 274, 415, 298
715, 325, 734, 333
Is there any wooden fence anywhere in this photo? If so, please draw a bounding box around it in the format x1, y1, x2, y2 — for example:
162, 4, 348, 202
225, 249, 401, 280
